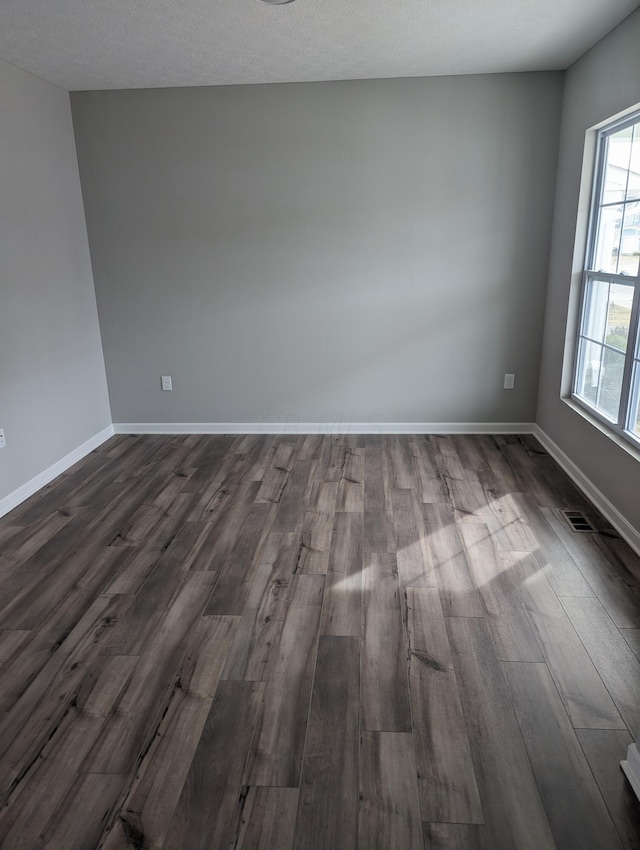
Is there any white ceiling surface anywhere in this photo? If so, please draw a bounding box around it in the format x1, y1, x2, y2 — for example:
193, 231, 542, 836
0, 0, 638, 91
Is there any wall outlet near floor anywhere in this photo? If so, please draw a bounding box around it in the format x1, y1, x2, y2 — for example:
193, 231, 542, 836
504, 373, 515, 390
0, 428, 5, 448
161, 376, 173, 391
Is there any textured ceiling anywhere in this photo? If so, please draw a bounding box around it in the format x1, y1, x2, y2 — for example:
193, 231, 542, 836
0, 0, 638, 91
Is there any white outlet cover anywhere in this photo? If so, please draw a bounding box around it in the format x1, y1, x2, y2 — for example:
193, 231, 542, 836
161, 376, 173, 391
504, 373, 515, 389
0, 429, 5, 448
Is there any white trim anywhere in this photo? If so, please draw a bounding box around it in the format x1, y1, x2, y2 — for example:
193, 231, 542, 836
533, 425, 640, 557
6, 421, 639, 558
622, 743, 640, 802
0, 425, 115, 519
113, 421, 536, 436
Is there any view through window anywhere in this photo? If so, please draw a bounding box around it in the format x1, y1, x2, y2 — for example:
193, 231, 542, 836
573, 112, 640, 444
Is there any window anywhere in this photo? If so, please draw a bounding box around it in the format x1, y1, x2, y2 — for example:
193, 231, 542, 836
573, 112, 640, 445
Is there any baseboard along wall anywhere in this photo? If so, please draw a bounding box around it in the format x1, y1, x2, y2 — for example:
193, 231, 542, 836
112, 421, 537, 435
1, 420, 639, 559
533, 425, 640, 558
0, 425, 114, 519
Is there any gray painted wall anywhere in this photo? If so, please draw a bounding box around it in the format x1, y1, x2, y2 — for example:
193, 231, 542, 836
537, 8, 640, 533
72, 73, 563, 426
0, 59, 111, 503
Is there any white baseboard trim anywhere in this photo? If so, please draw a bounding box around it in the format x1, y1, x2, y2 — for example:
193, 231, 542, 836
113, 421, 536, 436
533, 425, 640, 557
6, 421, 639, 557
622, 743, 640, 802
0, 425, 115, 519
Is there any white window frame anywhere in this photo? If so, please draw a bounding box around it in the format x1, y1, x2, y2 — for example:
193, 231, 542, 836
571, 110, 640, 448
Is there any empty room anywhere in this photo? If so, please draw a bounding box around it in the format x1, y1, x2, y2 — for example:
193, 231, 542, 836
2, 0, 640, 847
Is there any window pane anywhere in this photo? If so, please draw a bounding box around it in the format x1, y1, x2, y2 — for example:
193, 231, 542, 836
583, 278, 608, 342
592, 205, 623, 273
605, 283, 633, 351
619, 200, 640, 276
576, 114, 640, 440
627, 126, 640, 201
596, 346, 625, 420
576, 339, 603, 405
602, 126, 633, 205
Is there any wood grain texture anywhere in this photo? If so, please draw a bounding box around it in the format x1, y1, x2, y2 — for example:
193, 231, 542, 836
405, 587, 483, 825
512, 493, 594, 596
336, 447, 364, 513
256, 442, 297, 504
82, 572, 218, 775
0, 593, 133, 796
297, 482, 338, 574
364, 437, 391, 513
163, 680, 264, 850
483, 490, 539, 552
411, 437, 449, 504
274, 457, 314, 532
321, 512, 363, 636
421, 502, 483, 617
44, 773, 126, 850
230, 786, 300, 850
388, 435, 416, 490
576, 729, 640, 850
542, 507, 640, 628
422, 822, 483, 850
560, 596, 640, 739
622, 628, 640, 662
102, 691, 213, 850
204, 500, 276, 615
391, 488, 434, 588
358, 732, 423, 850
0, 433, 639, 848
0, 714, 118, 848
248, 574, 324, 786
293, 636, 360, 850
502, 661, 622, 849
457, 524, 543, 662
446, 617, 556, 849
221, 560, 286, 681
360, 553, 412, 732
520, 560, 625, 730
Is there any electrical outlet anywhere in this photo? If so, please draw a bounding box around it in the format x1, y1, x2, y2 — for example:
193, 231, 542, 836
504, 373, 515, 390
0, 428, 5, 448
161, 376, 173, 391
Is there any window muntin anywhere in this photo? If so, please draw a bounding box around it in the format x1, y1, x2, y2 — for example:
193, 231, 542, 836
573, 112, 640, 445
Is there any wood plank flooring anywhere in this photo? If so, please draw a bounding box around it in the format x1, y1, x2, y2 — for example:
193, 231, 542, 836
1, 432, 640, 849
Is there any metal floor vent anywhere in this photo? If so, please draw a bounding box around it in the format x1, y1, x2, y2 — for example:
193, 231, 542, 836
561, 510, 596, 533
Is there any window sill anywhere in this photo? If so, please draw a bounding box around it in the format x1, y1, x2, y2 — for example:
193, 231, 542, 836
562, 395, 640, 465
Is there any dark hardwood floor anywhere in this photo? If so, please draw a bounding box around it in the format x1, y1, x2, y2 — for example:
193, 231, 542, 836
1, 432, 640, 849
